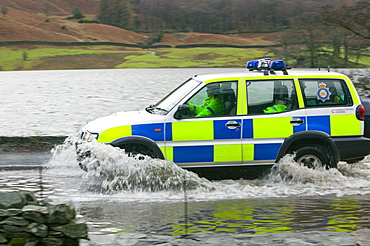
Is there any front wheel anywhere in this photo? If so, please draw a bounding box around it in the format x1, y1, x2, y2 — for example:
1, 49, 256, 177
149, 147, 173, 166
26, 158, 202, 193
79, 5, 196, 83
294, 146, 336, 169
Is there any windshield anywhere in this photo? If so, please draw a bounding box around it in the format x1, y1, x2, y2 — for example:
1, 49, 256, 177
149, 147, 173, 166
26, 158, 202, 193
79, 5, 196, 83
147, 78, 201, 114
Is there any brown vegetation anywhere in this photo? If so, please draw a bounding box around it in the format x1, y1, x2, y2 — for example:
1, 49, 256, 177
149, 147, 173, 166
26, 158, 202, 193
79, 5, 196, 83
1, 0, 367, 69
0, 1, 274, 46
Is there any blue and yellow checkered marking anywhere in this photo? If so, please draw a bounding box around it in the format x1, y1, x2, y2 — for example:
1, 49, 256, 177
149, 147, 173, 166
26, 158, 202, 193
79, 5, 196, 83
165, 122, 172, 141
100, 111, 361, 164
242, 119, 253, 139
171, 143, 282, 163
308, 116, 331, 134
254, 143, 282, 160
243, 117, 305, 139
214, 120, 242, 139
306, 114, 362, 136
132, 123, 165, 141
174, 145, 214, 163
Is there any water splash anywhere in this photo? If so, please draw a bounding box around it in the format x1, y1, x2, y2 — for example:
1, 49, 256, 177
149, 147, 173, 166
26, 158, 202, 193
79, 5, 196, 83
266, 155, 347, 184
45, 137, 370, 199
50, 138, 214, 193
46, 136, 83, 176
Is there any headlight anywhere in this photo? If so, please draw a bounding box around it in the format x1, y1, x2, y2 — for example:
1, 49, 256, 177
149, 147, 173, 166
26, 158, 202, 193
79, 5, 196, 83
79, 128, 99, 142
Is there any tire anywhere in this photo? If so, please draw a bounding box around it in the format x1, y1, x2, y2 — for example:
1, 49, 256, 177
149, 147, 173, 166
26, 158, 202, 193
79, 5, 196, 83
294, 146, 336, 169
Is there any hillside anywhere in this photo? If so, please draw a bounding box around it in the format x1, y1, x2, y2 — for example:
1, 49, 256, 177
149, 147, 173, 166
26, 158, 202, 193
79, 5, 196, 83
0, 2, 278, 71
6, 1, 360, 70
0, 1, 275, 45
0, 0, 99, 16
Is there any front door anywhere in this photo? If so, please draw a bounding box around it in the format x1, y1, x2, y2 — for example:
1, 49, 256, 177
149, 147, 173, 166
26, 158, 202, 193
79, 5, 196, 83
163, 81, 242, 167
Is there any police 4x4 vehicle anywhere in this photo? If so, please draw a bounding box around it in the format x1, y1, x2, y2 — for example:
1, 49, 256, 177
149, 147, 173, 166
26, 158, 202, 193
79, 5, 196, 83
77, 59, 370, 179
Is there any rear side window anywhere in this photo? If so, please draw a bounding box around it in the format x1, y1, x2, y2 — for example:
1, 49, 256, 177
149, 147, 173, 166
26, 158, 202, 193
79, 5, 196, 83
247, 79, 297, 114
299, 79, 351, 107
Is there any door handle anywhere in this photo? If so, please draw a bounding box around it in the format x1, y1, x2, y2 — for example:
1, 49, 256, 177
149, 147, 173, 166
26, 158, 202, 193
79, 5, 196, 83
290, 118, 304, 126
226, 121, 241, 129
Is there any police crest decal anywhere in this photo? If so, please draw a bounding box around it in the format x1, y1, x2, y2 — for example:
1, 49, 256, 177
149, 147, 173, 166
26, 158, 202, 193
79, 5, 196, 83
317, 82, 331, 102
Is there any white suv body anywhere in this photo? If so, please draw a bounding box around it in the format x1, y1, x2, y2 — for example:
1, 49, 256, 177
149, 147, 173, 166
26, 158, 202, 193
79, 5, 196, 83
77, 61, 370, 179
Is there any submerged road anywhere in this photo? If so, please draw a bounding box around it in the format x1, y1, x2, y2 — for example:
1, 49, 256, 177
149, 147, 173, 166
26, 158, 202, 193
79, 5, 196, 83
2, 151, 370, 245
0, 152, 51, 167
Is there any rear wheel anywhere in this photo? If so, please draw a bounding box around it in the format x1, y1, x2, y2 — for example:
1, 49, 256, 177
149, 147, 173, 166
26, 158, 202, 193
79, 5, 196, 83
294, 146, 336, 169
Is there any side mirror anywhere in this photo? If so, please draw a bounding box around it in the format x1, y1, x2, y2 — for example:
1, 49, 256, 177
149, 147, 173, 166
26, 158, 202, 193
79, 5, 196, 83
174, 104, 190, 119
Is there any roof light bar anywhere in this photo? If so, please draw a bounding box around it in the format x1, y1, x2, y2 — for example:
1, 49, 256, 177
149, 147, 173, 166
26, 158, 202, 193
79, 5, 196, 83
246, 58, 289, 75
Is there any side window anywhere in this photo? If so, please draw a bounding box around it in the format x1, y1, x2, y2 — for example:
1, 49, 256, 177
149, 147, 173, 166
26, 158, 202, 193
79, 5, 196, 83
299, 79, 350, 107
247, 79, 297, 114
184, 81, 238, 117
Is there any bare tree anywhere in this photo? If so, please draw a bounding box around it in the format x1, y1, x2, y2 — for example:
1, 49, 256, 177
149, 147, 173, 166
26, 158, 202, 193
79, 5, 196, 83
321, 1, 370, 40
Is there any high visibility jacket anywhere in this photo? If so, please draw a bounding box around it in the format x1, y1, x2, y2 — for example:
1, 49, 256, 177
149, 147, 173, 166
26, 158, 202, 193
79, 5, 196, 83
264, 104, 287, 113
188, 95, 225, 117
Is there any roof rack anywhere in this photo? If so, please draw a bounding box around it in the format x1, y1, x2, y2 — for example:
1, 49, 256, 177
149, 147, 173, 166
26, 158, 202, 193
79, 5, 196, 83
246, 58, 290, 75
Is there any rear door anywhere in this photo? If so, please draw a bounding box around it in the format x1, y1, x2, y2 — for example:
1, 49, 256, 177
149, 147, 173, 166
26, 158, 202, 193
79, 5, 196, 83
241, 77, 307, 164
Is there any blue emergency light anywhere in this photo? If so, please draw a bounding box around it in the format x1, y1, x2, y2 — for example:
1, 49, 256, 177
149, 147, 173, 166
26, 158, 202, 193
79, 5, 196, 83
246, 58, 288, 75
246, 60, 259, 70
270, 60, 286, 70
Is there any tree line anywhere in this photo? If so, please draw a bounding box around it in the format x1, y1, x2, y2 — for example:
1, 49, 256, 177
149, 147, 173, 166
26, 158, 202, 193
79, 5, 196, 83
97, 0, 369, 34
97, 0, 369, 68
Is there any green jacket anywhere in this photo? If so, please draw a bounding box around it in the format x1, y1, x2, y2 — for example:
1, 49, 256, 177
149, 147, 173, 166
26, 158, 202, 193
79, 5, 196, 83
264, 104, 287, 113
188, 95, 225, 117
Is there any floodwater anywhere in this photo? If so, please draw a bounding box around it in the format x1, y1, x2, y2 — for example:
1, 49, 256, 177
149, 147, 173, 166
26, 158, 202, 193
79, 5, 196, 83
0, 68, 241, 136
1, 68, 370, 237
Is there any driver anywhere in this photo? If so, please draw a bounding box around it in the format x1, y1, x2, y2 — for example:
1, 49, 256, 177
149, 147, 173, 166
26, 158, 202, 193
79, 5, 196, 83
180, 83, 225, 117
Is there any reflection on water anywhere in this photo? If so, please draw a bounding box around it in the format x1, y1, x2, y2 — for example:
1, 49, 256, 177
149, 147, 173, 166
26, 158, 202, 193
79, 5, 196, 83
1, 139, 370, 236
72, 195, 370, 236
2, 168, 370, 236
168, 196, 370, 235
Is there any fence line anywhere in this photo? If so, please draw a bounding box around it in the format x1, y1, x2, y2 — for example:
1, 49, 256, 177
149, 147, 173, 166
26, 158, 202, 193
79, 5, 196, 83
0, 40, 281, 49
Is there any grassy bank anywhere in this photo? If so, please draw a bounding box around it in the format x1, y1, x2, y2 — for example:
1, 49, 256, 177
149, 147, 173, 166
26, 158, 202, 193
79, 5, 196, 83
0, 45, 369, 71
0, 45, 271, 70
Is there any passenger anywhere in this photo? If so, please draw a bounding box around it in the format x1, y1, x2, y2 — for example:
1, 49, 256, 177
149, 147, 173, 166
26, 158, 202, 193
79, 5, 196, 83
264, 85, 289, 113
180, 83, 225, 117
263, 103, 287, 113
